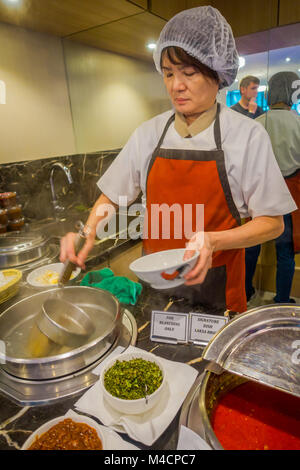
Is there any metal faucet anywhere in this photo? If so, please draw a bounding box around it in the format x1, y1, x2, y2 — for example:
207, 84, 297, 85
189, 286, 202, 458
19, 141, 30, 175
50, 162, 73, 214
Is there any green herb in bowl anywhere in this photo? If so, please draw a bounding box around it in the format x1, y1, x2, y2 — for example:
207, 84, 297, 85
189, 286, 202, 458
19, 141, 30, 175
104, 358, 163, 400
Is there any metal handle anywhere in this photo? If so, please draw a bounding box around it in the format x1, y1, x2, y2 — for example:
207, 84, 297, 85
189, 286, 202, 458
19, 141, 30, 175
59, 224, 86, 286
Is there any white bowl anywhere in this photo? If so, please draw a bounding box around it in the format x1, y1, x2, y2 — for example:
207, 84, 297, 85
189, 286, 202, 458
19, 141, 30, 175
27, 263, 81, 290
21, 414, 106, 450
129, 248, 199, 289
100, 350, 166, 415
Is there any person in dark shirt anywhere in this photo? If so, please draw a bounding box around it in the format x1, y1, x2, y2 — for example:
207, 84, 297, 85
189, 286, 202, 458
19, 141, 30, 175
231, 75, 264, 119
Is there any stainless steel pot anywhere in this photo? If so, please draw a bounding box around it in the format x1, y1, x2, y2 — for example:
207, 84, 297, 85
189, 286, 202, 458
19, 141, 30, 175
180, 304, 300, 449
0, 286, 122, 380
182, 370, 248, 449
0, 232, 50, 268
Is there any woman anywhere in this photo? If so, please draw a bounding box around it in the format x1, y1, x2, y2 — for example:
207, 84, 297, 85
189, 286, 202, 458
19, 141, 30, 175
60, 6, 296, 314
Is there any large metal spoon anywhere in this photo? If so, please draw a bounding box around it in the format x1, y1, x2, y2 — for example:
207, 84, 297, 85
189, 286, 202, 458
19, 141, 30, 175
36, 221, 94, 349
36, 297, 95, 348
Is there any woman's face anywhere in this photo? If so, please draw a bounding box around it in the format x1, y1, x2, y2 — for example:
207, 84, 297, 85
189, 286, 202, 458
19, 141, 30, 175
161, 54, 219, 124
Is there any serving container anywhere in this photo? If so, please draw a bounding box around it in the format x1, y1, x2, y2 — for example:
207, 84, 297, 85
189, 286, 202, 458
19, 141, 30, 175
0, 232, 50, 268
100, 350, 166, 415
180, 304, 300, 449
0, 286, 122, 380
0, 269, 22, 305
21, 414, 106, 450
130, 248, 199, 289
26, 262, 81, 289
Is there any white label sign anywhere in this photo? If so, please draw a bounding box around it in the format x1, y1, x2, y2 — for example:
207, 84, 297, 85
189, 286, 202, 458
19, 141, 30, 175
150, 311, 189, 344
188, 313, 228, 346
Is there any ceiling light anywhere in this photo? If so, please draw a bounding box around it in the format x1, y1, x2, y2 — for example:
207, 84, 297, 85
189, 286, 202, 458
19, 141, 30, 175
147, 43, 157, 50
239, 57, 245, 68
286, 57, 291, 62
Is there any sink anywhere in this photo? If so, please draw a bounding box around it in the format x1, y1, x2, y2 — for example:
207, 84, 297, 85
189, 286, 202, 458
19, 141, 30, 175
26, 211, 139, 265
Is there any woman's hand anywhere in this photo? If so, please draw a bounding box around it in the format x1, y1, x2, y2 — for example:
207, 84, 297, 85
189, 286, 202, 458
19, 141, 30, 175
59, 193, 118, 270
60, 231, 95, 270
183, 232, 215, 285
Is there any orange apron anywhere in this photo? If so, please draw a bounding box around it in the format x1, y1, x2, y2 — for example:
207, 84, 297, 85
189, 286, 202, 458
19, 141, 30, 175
285, 170, 300, 253
143, 103, 247, 314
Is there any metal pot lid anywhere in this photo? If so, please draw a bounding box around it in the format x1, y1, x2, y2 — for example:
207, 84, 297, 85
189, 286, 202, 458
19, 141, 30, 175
0, 232, 47, 254
202, 304, 300, 398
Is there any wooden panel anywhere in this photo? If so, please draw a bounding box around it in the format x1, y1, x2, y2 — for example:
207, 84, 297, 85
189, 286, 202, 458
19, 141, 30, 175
212, 0, 278, 37
279, 0, 300, 26
127, 0, 148, 9
0, 0, 141, 37
151, 0, 187, 20
186, 0, 214, 8
68, 12, 166, 62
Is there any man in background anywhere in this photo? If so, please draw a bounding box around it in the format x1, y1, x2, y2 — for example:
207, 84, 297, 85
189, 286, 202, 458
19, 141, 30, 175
231, 75, 264, 119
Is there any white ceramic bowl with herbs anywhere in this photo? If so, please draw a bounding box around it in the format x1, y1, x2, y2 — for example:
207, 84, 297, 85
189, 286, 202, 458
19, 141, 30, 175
100, 350, 166, 415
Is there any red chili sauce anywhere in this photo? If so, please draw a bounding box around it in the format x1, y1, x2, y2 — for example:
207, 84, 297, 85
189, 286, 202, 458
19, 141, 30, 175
211, 381, 300, 450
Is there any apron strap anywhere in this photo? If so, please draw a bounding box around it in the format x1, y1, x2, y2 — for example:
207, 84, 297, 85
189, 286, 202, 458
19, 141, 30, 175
146, 103, 222, 195
213, 103, 222, 150
152, 113, 175, 156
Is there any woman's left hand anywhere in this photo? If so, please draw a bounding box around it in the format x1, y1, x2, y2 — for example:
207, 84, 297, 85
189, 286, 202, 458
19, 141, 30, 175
183, 232, 215, 285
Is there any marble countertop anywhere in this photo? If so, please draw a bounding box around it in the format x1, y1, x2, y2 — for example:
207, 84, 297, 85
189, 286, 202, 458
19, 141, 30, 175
0, 257, 210, 451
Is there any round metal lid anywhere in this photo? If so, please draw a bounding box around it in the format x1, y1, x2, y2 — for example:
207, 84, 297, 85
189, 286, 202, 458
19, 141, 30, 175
202, 304, 300, 398
0, 232, 47, 254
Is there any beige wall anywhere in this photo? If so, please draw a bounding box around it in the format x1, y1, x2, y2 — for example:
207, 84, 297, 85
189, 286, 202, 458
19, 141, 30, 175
0, 22, 76, 164
63, 39, 170, 153
0, 21, 170, 163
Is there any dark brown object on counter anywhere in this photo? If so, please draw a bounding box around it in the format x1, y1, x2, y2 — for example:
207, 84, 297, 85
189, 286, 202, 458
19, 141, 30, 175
7, 205, 22, 221
0, 224, 7, 234
0, 209, 8, 225
0, 192, 17, 209
28, 418, 103, 450
7, 217, 25, 231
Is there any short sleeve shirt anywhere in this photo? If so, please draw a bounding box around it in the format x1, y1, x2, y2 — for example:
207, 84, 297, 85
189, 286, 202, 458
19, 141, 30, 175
97, 104, 296, 219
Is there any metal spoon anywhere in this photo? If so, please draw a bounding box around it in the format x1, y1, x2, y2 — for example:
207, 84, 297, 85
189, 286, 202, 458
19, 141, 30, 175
36, 221, 95, 348
36, 297, 94, 347
144, 383, 149, 405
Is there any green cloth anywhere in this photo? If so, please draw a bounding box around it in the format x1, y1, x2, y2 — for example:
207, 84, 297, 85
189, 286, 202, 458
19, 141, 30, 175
80, 268, 142, 305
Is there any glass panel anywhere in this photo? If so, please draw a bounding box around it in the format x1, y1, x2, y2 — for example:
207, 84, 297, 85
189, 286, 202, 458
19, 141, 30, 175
246, 23, 300, 308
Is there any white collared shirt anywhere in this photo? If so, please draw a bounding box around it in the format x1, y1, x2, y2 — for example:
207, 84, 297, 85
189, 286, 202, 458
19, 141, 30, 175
97, 103, 296, 219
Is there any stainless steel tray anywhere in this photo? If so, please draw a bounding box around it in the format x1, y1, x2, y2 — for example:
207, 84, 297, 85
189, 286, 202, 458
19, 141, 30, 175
0, 309, 137, 406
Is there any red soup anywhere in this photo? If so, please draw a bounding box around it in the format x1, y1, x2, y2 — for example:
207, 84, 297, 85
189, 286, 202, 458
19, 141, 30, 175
211, 381, 300, 450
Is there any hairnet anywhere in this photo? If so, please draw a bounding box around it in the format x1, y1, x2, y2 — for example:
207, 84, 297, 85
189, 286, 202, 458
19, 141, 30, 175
267, 71, 300, 107
153, 6, 239, 89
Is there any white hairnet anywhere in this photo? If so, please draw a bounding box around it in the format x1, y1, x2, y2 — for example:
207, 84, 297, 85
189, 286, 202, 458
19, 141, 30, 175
153, 6, 239, 89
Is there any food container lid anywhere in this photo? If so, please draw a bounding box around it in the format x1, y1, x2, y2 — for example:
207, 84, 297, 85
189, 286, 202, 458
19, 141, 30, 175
0, 192, 16, 199
202, 304, 300, 398
8, 217, 25, 225
0, 232, 47, 254
7, 205, 22, 214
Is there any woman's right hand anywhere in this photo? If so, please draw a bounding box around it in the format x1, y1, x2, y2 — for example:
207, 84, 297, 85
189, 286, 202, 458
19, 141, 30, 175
60, 231, 95, 270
